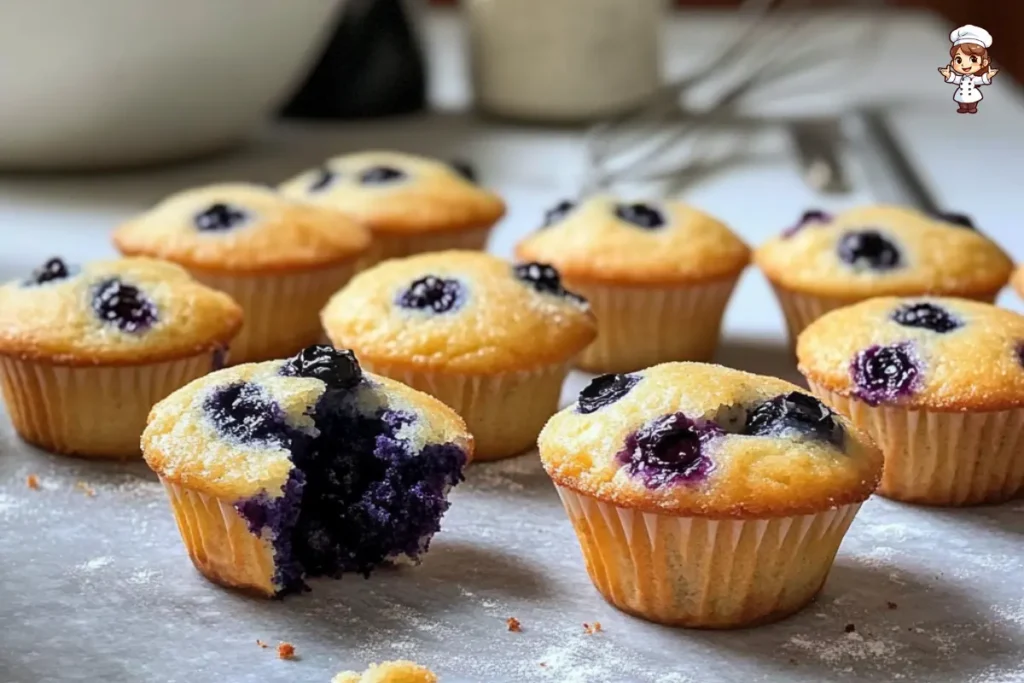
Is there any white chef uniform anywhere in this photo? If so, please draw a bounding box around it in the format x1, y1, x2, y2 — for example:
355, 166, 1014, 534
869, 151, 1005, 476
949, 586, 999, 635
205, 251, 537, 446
946, 25, 993, 104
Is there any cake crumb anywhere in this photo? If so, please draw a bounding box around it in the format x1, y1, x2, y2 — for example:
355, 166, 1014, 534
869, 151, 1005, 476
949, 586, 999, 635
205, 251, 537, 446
75, 481, 96, 497
506, 617, 522, 632
583, 621, 603, 634
26, 474, 40, 490
844, 623, 856, 633
256, 640, 268, 649
789, 658, 799, 665
887, 601, 898, 610
332, 660, 436, 683
539, 663, 547, 668
277, 642, 296, 660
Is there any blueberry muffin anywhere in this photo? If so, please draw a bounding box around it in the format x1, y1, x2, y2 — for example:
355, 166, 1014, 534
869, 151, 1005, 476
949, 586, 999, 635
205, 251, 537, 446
321, 251, 596, 461
113, 183, 371, 364
755, 206, 1012, 343
798, 297, 1024, 506
539, 362, 881, 628
333, 661, 438, 683
515, 196, 750, 373
142, 345, 472, 597
1010, 264, 1024, 300
278, 151, 505, 261
0, 257, 241, 458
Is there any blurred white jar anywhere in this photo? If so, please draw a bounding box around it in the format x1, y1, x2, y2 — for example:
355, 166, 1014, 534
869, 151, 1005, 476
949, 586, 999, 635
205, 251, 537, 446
466, 0, 664, 123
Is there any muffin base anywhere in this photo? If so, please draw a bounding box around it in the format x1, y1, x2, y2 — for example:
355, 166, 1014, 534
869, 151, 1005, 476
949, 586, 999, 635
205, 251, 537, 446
555, 486, 860, 628
0, 352, 216, 458
358, 360, 570, 461
570, 277, 739, 374
162, 479, 278, 596
193, 262, 358, 365
809, 385, 1024, 506
371, 225, 492, 264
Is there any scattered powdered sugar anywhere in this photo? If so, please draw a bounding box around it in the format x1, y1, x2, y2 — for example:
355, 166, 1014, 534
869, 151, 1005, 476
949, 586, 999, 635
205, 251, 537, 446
0, 493, 24, 517
993, 599, 1024, 627
461, 454, 541, 493
76, 557, 114, 573
786, 631, 904, 667
126, 569, 160, 586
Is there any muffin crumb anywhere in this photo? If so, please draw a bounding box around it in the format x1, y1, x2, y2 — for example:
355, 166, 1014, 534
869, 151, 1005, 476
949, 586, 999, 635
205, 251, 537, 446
844, 623, 856, 633
256, 639, 268, 649
583, 621, 602, 634
506, 617, 522, 632
26, 474, 40, 490
75, 481, 96, 497
277, 642, 296, 660
887, 601, 898, 610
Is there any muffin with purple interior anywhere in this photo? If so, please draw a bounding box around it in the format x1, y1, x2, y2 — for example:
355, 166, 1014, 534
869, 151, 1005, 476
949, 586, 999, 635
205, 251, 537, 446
321, 251, 596, 461
279, 151, 505, 262
755, 205, 1012, 344
0, 257, 241, 458
142, 345, 472, 597
539, 362, 881, 628
113, 183, 370, 364
798, 296, 1024, 506
515, 195, 750, 373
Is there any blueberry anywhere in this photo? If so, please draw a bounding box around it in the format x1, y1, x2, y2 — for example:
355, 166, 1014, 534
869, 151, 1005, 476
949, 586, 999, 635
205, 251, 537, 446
91, 278, 157, 333
26, 257, 72, 286
360, 166, 406, 185
449, 160, 476, 183
614, 202, 665, 230
282, 345, 362, 390
309, 167, 336, 192
936, 212, 975, 230
744, 392, 843, 447
617, 413, 719, 488
851, 343, 920, 405
512, 262, 586, 304
203, 382, 292, 445
397, 276, 463, 313
542, 200, 576, 228
837, 230, 902, 271
783, 209, 833, 238
891, 302, 962, 333
577, 374, 639, 414
194, 202, 249, 232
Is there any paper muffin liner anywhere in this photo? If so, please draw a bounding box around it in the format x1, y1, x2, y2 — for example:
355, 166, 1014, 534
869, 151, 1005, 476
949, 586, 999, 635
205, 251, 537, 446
555, 486, 860, 628
369, 225, 492, 265
193, 261, 358, 365
161, 479, 278, 596
357, 360, 571, 461
568, 277, 739, 374
0, 352, 216, 458
809, 384, 1024, 505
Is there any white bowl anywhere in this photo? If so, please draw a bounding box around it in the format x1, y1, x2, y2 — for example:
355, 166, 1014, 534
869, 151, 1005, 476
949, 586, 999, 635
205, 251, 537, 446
0, 0, 344, 170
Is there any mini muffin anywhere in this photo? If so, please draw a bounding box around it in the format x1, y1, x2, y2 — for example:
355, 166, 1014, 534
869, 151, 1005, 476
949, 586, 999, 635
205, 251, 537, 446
143, 345, 472, 597
755, 206, 1012, 343
539, 362, 881, 628
278, 151, 505, 261
113, 183, 370, 364
321, 251, 596, 461
515, 196, 750, 373
0, 256, 241, 458
333, 661, 438, 683
798, 297, 1024, 506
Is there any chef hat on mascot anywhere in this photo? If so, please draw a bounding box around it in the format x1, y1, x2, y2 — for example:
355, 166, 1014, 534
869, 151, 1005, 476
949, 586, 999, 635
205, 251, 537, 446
949, 25, 993, 49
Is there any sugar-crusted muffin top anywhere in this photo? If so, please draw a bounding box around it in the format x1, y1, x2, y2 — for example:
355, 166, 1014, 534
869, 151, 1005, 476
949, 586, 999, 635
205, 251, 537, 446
332, 660, 438, 683
321, 251, 597, 374
143, 355, 471, 501
113, 183, 371, 274
539, 362, 882, 517
514, 195, 750, 285
755, 205, 1012, 298
0, 257, 242, 365
278, 151, 506, 235
797, 297, 1024, 411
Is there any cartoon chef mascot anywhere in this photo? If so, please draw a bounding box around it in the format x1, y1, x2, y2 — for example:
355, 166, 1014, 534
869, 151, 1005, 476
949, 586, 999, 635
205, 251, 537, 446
939, 25, 998, 114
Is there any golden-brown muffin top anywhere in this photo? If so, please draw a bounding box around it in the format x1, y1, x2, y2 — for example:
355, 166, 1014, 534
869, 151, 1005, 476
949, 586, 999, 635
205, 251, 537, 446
113, 183, 370, 274
278, 151, 506, 236
332, 660, 438, 683
143, 355, 472, 501
539, 362, 882, 518
514, 195, 750, 285
755, 205, 1011, 298
797, 297, 1024, 411
321, 251, 597, 374
0, 257, 241, 365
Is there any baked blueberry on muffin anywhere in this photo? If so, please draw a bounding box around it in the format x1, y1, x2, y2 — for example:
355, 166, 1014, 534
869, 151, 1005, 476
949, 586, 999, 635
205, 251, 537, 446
279, 151, 506, 261
539, 362, 881, 628
142, 345, 472, 597
0, 257, 241, 458
333, 660, 438, 683
755, 205, 1012, 343
798, 297, 1024, 506
113, 183, 371, 364
515, 195, 750, 373
321, 251, 596, 461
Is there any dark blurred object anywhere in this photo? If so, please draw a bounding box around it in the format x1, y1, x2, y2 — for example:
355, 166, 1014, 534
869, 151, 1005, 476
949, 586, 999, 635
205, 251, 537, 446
281, 0, 426, 119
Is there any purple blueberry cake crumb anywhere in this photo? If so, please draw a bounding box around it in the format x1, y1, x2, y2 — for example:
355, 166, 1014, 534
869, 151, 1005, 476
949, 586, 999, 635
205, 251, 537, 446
850, 342, 921, 406
618, 412, 720, 488
782, 209, 832, 238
